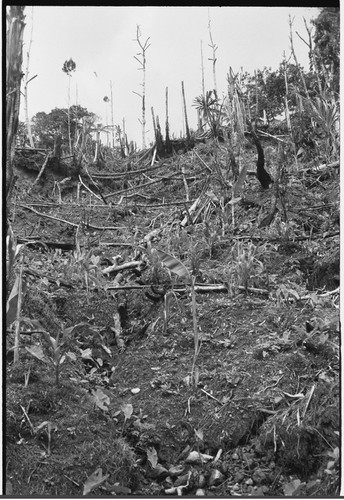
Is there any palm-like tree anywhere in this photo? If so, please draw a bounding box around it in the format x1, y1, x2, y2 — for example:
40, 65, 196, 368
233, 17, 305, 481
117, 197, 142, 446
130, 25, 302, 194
193, 90, 225, 140
62, 58, 76, 154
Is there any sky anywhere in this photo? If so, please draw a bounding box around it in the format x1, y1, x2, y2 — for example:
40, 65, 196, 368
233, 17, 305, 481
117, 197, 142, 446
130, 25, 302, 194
19, 6, 320, 148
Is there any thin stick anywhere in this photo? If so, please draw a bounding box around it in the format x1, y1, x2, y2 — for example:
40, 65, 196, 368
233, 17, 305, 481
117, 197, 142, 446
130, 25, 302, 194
83, 166, 108, 204
78, 175, 102, 202
181, 164, 190, 201
21, 205, 125, 231
29, 152, 52, 191
200, 388, 223, 405
302, 384, 315, 418
13, 255, 24, 363
91, 160, 166, 178
105, 172, 181, 199
150, 146, 157, 166
256, 130, 289, 144
190, 275, 200, 385
20, 404, 35, 435
193, 150, 212, 172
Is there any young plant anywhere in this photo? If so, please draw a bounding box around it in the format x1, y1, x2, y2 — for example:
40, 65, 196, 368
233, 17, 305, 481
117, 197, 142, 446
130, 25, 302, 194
26, 325, 77, 386
266, 217, 297, 242
154, 247, 201, 386
203, 220, 221, 258
120, 403, 133, 435
145, 243, 165, 285
190, 274, 200, 386
6, 226, 27, 363
6, 223, 22, 283
231, 241, 264, 292
163, 290, 180, 335
57, 242, 104, 293
193, 90, 225, 141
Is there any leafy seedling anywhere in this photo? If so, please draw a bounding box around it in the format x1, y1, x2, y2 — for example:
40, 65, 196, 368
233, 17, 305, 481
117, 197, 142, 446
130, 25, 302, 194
91, 388, 110, 411
83, 468, 109, 495
147, 446, 158, 469
155, 248, 190, 279
26, 325, 77, 386
121, 403, 133, 434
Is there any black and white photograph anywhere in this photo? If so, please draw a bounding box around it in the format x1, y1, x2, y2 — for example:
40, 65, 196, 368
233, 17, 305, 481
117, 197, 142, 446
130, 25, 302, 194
4, 5, 340, 496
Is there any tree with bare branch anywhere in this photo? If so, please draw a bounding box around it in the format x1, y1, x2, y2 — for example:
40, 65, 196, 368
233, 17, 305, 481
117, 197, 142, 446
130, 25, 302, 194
207, 10, 218, 94
133, 25, 151, 150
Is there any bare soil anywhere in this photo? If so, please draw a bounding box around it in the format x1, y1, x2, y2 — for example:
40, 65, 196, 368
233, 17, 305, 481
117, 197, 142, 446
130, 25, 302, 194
5, 141, 340, 496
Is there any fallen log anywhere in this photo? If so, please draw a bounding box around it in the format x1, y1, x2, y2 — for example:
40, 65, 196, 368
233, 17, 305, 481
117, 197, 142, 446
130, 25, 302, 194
101, 260, 147, 276
173, 284, 269, 295
20, 205, 126, 231
105, 283, 269, 295
18, 237, 75, 251
23, 267, 74, 289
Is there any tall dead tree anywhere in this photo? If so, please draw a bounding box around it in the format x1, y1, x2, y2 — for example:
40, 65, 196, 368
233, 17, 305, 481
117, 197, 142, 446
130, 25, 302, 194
151, 107, 163, 157
181, 81, 190, 143
133, 25, 151, 150
110, 80, 115, 148
296, 18, 322, 93
23, 6, 36, 148
151, 106, 157, 143
156, 115, 164, 157
62, 58, 76, 155
165, 87, 172, 154
103, 95, 110, 146
207, 10, 218, 94
200, 40, 205, 97
197, 40, 205, 132
6, 6, 26, 204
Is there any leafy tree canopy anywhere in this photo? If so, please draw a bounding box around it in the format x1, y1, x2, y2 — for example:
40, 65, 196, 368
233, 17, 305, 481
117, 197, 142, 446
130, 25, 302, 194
32, 105, 97, 149
62, 58, 76, 75
240, 63, 304, 123
311, 7, 339, 93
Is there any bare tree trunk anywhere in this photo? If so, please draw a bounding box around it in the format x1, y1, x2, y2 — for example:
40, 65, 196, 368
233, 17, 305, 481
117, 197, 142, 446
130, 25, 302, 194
105, 100, 109, 147
142, 82, 146, 149
296, 17, 322, 94
110, 80, 115, 148
165, 87, 172, 154
283, 52, 299, 168
283, 54, 292, 133
156, 115, 164, 157
122, 118, 127, 156
67, 74, 72, 154
133, 26, 151, 150
23, 7, 36, 148
93, 124, 101, 163
151, 106, 157, 143
289, 15, 310, 100
200, 40, 205, 97
254, 70, 259, 127
208, 11, 218, 94
181, 81, 190, 143
6, 6, 26, 204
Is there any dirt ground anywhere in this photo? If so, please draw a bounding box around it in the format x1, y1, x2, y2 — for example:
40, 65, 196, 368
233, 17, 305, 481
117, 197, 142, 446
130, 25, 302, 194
5, 141, 340, 496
